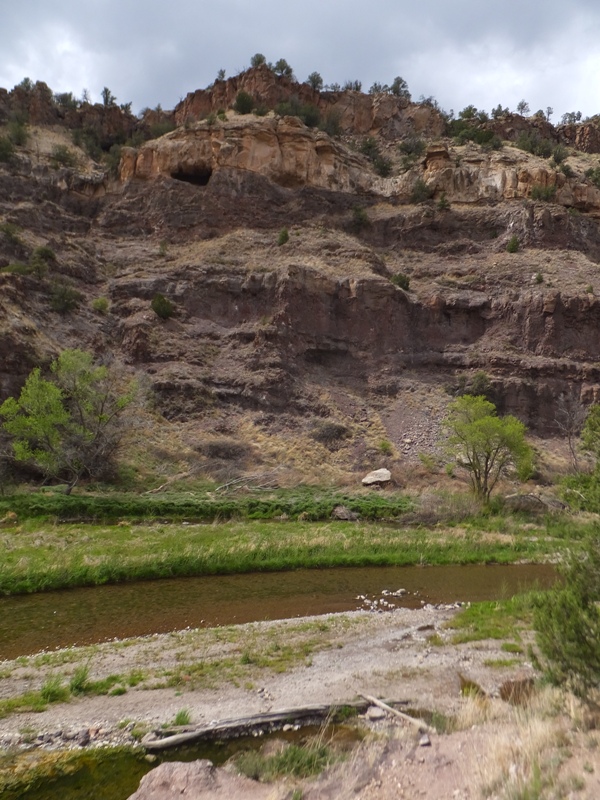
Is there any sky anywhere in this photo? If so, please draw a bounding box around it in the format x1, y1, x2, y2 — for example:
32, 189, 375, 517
1, 0, 600, 121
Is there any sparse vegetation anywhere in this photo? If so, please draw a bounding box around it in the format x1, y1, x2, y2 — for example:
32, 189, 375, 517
277, 227, 289, 246
410, 178, 433, 204
390, 272, 410, 290
50, 144, 78, 169
234, 91, 254, 115
531, 184, 556, 201
506, 235, 520, 253
49, 281, 82, 313
91, 296, 109, 314
151, 293, 175, 319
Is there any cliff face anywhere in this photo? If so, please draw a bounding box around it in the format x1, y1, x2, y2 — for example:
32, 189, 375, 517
4, 77, 600, 474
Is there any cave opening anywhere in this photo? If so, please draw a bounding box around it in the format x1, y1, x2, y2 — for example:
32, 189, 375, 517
171, 167, 213, 186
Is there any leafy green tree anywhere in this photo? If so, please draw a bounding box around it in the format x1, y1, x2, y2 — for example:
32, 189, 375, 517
390, 76, 410, 100
444, 395, 532, 503
0, 350, 136, 492
273, 59, 294, 79
250, 53, 266, 68
307, 71, 323, 91
516, 99, 530, 116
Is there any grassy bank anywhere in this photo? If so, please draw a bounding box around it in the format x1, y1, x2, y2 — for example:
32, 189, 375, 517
0, 488, 413, 523
0, 513, 586, 596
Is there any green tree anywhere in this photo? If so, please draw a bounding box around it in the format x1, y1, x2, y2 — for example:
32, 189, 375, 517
250, 53, 266, 68
273, 59, 294, 79
0, 350, 136, 492
390, 76, 410, 99
307, 71, 323, 91
444, 395, 532, 503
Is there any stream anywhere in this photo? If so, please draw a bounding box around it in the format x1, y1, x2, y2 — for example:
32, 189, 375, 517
0, 563, 556, 660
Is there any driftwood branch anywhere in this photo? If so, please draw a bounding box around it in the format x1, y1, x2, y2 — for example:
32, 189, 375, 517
142, 698, 407, 752
360, 694, 434, 734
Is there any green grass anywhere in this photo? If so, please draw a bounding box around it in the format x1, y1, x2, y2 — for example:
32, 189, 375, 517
0, 515, 563, 596
447, 592, 537, 643
0, 488, 413, 524
235, 742, 336, 781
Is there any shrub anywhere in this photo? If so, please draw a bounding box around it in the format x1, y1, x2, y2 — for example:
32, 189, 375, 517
552, 144, 568, 164
307, 71, 323, 91
399, 137, 426, 157
515, 132, 553, 158
373, 155, 392, 177
437, 192, 450, 210
319, 111, 342, 137
0, 137, 15, 163
378, 439, 393, 455
275, 98, 320, 127
0, 222, 23, 245
350, 206, 370, 232
277, 227, 289, 246
534, 536, 600, 697
148, 120, 176, 139
410, 179, 433, 204
50, 144, 78, 169
585, 166, 600, 188
92, 297, 109, 314
234, 91, 254, 115
560, 163, 574, 178
50, 281, 81, 313
310, 421, 351, 446
7, 120, 28, 146
391, 273, 410, 290
32, 245, 56, 263
151, 293, 175, 319
530, 184, 556, 201
506, 235, 519, 253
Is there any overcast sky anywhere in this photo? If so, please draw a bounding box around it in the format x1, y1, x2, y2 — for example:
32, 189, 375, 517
2, 1, 599, 121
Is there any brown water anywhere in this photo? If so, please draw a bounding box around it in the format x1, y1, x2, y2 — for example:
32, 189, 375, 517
0, 564, 556, 660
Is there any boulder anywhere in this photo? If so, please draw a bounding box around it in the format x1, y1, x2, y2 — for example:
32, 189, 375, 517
503, 493, 550, 513
331, 505, 359, 521
361, 468, 391, 486
127, 760, 274, 800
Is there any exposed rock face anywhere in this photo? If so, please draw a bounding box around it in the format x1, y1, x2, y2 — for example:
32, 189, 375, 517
119, 125, 600, 216
120, 116, 371, 193
127, 760, 274, 800
173, 64, 446, 139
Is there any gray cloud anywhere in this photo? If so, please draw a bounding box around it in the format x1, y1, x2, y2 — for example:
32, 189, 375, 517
1, 0, 599, 118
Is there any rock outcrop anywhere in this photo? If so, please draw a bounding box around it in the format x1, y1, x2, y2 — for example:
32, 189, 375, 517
127, 760, 274, 800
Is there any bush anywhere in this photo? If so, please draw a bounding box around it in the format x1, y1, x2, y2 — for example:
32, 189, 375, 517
92, 297, 109, 314
585, 166, 600, 188
7, 120, 28, 146
0, 222, 22, 245
50, 144, 78, 169
552, 144, 568, 164
234, 91, 254, 115
391, 273, 410, 290
506, 235, 519, 253
534, 536, 600, 697
50, 281, 81, 313
373, 155, 392, 177
277, 227, 289, 246
0, 136, 15, 163
310, 421, 351, 446
349, 206, 370, 232
515, 132, 553, 158
410, 179, 433, 204
437, 192, 450, 210
275, 97, 320, 128
319, 111, 342, 137
530, 184, 556, 201
151, 293, 175, 319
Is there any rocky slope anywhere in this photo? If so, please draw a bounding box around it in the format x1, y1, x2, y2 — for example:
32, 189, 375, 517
3, 70, 600, 481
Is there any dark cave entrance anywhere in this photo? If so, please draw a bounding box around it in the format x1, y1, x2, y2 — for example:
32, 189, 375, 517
171, 166, 213, 186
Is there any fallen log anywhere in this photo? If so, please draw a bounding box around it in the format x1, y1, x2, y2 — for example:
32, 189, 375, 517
142, 698, 406, 752
360, 694, 434, 734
